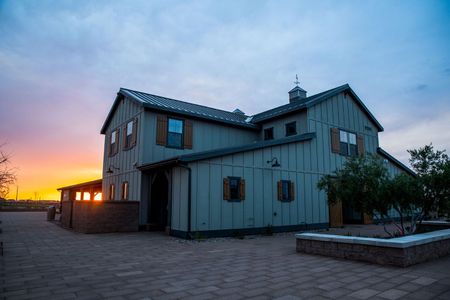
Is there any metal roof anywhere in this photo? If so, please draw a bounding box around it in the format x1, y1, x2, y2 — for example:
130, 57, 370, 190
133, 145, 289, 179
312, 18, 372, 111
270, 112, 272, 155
120, 88, 259, 129
57, 179, 103, 191
138, 132, 316, 171
252, 84, 384, 131
101, 84, 384, 134
377, 147, 416, 176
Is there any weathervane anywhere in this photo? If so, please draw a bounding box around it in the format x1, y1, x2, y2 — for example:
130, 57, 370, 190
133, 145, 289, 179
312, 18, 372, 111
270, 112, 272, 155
294, 74, 300, 86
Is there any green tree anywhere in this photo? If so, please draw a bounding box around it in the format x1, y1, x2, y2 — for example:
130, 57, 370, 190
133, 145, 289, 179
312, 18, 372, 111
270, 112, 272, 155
407, 144, 450, 226
317, 154, 392, 222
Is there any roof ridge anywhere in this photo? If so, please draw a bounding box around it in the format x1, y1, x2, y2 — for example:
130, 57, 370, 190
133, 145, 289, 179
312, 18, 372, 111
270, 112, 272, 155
252, 83, 349, 119
120, 87, 249, 117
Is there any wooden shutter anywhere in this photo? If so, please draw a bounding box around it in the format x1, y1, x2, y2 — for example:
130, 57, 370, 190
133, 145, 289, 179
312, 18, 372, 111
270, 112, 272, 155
223, 178, 230, 200
357, 134, 365, 155
156, 115, 167, 146
106, 134, 110, 157
131, 118, 138, 147
184, 120, 193, 149
289, 181, 295, 201
122, 124, 128, 149
277, 181, 282, 200
239, 179, 245, 200
330, 128, 340, 153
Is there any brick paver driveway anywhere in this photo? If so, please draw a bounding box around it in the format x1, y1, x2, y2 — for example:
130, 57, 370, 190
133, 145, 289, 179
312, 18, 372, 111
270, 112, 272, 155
1, 212, 449, 300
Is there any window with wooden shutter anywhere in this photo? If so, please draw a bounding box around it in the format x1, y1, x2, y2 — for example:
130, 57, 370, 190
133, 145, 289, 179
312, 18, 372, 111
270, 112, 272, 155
223, 178, 230, 200
239, 179, 245, 200
278, 180, 294, 202
109, 128, 119, 156
156, 115, 168, 146
357, 134, 365, 155
131, 118, 138, 147
330, 128, 340, 153
184, 120, 193, 149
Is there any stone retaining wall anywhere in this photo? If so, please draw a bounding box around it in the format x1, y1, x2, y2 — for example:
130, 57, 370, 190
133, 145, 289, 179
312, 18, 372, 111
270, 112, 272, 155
296, 230, 450, 267
61, 201, 139, 233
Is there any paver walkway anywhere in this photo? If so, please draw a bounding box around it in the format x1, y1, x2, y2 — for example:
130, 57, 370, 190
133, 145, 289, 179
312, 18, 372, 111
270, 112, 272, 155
1, 212, 449, 300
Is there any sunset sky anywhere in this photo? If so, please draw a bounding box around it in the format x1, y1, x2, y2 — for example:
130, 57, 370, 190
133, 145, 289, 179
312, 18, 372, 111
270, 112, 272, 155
0, 0, 449, 200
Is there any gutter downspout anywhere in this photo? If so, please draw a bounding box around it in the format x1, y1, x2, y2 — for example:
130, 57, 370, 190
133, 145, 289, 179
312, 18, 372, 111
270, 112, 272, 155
178, 163, 192, 239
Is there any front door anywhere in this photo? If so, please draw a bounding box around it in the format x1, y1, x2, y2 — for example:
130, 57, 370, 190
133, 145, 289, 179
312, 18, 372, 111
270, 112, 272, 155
149, 172, 169, 230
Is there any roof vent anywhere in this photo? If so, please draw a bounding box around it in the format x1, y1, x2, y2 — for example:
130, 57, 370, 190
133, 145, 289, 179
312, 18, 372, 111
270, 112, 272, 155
233, 108, 245, 115
289, 75, 307, 103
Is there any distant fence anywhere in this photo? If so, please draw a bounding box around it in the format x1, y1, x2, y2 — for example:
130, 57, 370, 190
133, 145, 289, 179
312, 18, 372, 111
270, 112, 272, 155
60, 200, 139, 233
0, 200, 60, 212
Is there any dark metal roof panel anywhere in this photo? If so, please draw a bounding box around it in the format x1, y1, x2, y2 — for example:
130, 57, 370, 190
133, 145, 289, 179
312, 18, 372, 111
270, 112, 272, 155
119, 88, 258, 129
137, 132, 315, 170
57, 179, 103, 191
251, 84, 384, 132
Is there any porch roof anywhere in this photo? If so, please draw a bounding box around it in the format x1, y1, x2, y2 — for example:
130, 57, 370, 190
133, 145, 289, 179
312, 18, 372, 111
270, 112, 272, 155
57, 179, 103, 191
137, 132, 316, 171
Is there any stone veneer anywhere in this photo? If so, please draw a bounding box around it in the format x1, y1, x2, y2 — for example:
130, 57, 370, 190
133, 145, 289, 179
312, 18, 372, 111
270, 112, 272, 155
61, 200, 139, 233
296, 229, 450, 267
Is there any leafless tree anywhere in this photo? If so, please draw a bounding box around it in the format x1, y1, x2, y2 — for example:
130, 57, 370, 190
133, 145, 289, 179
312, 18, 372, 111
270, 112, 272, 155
0, 144, 16, 199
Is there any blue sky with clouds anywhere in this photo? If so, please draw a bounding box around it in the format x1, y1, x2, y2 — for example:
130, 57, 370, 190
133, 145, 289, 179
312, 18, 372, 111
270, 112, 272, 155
0, 0, 449, 198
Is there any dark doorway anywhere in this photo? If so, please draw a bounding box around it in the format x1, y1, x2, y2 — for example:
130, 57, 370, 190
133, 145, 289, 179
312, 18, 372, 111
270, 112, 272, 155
148, 172, 169, 230
342, 202, 363, 224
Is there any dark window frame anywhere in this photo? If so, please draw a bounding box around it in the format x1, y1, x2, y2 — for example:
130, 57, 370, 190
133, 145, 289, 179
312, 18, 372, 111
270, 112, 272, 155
109, 129, 118, 156
166, 117, 184, 149
124, 120, 134, 149
228, 176, 241, 202
339, 129, 358, 157
264, 127, 274, 140
285, 122, 297, 137
281, 180, 292, 202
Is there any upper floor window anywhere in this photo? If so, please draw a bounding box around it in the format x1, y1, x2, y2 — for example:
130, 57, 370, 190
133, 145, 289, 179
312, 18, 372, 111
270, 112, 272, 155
167, 118, 184, 148
339, 130, 357, 156
285, 122, 297, 136
331, 128, 364, 156
264, 127, 274, 140
121, 182, 129, 200
109, 129, 119, 156
123, 118, 138, 150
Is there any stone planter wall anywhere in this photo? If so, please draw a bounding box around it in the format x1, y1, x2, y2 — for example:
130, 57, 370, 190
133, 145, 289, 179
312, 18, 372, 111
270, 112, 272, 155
296, 229, 450, 267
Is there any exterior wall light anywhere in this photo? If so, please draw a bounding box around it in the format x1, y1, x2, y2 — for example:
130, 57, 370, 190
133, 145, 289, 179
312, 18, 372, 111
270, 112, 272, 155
267, 157, 281, 168
106, 165, 120, 174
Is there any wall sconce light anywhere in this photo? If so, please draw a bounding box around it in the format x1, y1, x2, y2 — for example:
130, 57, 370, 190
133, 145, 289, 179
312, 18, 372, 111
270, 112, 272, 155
106, 165, 120, 174
267, 157, 281, 168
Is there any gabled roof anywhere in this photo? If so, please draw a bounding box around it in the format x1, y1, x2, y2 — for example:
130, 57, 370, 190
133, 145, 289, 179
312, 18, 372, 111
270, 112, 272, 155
252, 84, 384, 131
138, 132, 316, 171
101, 84, 384, 134
100, 88, 259, 134
377, 147, 416, 176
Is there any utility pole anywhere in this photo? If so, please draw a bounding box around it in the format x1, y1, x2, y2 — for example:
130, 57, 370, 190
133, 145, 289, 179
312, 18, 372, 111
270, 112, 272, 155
15, 186, 18, 201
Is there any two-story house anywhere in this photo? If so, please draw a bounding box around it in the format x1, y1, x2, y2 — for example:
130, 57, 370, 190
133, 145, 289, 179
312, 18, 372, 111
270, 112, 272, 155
92, 82, 413, 238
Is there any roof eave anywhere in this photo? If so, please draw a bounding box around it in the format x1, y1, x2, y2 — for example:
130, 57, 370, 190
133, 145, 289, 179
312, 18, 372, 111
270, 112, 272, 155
377, 147, 416, 177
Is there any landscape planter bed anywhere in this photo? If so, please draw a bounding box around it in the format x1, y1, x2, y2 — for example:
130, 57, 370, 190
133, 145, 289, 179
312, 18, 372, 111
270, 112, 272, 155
296, 229, 450, 267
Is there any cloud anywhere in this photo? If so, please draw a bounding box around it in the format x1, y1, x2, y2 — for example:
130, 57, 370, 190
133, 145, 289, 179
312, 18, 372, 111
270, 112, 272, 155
0, 0, 449, 198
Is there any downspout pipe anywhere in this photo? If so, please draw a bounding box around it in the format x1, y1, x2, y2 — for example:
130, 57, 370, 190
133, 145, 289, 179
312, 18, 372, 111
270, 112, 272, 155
178, 163, 192, 239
